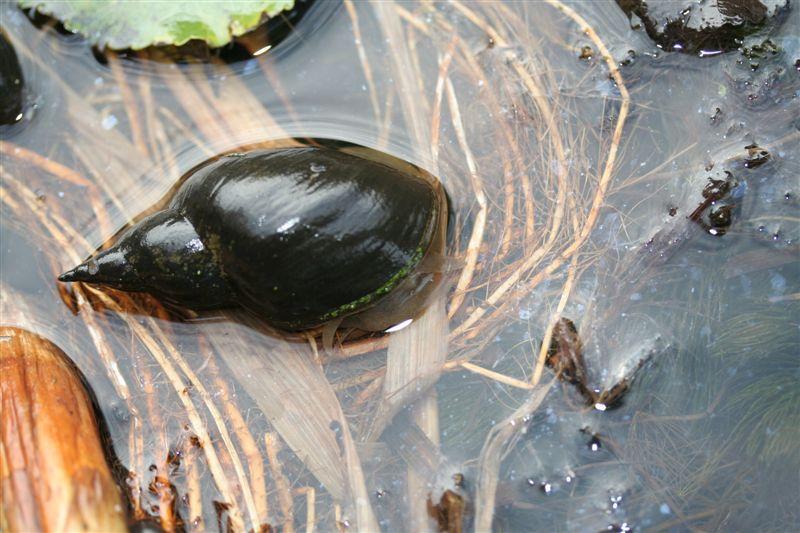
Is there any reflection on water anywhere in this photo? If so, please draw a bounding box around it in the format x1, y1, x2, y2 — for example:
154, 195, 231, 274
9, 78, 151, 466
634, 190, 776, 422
1, 1, 797, 531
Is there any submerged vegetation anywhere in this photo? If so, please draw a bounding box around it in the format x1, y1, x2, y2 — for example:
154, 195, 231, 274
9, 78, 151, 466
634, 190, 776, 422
0, 0, 797, 531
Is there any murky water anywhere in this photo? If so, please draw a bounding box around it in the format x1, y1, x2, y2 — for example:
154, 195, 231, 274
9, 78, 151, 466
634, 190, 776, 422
1, 1, 798, 531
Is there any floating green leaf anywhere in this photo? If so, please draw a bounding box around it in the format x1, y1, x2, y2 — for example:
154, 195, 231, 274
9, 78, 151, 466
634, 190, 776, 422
18, 0, 294, 50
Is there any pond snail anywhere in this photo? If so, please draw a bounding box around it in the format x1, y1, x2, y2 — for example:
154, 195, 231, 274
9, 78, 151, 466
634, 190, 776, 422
59, 145, 449, 334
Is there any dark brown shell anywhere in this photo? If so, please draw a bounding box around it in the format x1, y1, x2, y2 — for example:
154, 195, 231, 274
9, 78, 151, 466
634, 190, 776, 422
60, 144, 449, 331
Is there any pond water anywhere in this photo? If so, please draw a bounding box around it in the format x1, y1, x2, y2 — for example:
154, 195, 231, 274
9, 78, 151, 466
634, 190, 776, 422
1, 1, 798, 531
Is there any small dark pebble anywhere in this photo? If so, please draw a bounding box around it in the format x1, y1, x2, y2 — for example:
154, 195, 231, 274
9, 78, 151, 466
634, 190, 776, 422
743, 143, 770, 168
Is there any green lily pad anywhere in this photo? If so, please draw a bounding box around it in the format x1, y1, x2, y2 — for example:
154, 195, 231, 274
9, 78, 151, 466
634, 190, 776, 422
18, 0, 295, 50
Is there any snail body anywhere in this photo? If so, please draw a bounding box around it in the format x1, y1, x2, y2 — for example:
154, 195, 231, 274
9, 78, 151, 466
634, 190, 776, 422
1, 29, 25, 125
60, 145, 448, 332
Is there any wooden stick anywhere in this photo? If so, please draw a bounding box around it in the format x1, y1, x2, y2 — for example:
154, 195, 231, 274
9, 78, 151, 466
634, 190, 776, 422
292, 487, 316, 533
264, 433, 295, 533
0, 327, 127, 532
183, 439, 204, 531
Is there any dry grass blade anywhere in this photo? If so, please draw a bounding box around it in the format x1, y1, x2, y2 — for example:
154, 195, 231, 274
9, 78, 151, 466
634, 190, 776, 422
264, 432, 295, 532
373, 0, 431, 154
293, 487, 316, 533
90, 293, 247, 531
344, 0, 382, 124
107, 53, 149, 157
183, 440, 204, 530
363, 297, 448, 442
5, 38, 152, 222
475, 380, 554, 531
147, 323, 261, 528
444, 77, 487, 319
0, 178, 145, 507
408, 393, 443, 533
206, 317, 378, 530
206, 352, 271, 526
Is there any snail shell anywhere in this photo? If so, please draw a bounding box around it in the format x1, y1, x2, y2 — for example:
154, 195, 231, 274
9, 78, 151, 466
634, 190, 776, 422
1, 29, 24, 125
60, 145, 449, 331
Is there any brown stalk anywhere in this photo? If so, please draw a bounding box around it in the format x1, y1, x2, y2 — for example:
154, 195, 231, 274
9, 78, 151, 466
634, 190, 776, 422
65, 139, 131, 225
121, 323, 172, 529
264, 432, 295, 532
206, 318, 378, 530
429, 36, 459, 175
404, 13, 431, 119
344, 0, 382, 124
292, 487, 316, 533
146, 319, 260, 528
107, 53, 149, 157
203, 340, 271, 527
208, 59, 284, 138
444, 77, 487, 319
183, 440, 204, 531
162, 70, 231, 145
1, 144, 114, 239
377, 86, 396, 150
87, 289, 246, 532
373, 1, 431, 154
157, 107, 218, 158
0, 327, 127, 532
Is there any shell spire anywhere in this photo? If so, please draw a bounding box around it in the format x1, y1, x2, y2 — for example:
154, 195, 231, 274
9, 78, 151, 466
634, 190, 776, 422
58, 210, 233, 309
58, 249, 128, 284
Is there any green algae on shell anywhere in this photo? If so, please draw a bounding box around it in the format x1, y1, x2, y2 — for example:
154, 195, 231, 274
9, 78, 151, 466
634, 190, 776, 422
59, 144, 449, 332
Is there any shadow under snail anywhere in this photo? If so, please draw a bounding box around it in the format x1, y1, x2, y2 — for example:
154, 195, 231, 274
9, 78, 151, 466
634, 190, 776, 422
59, 144, 449, 334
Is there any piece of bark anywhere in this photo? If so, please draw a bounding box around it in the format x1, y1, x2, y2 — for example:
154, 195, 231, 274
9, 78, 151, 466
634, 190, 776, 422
0, 326, 127, 532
